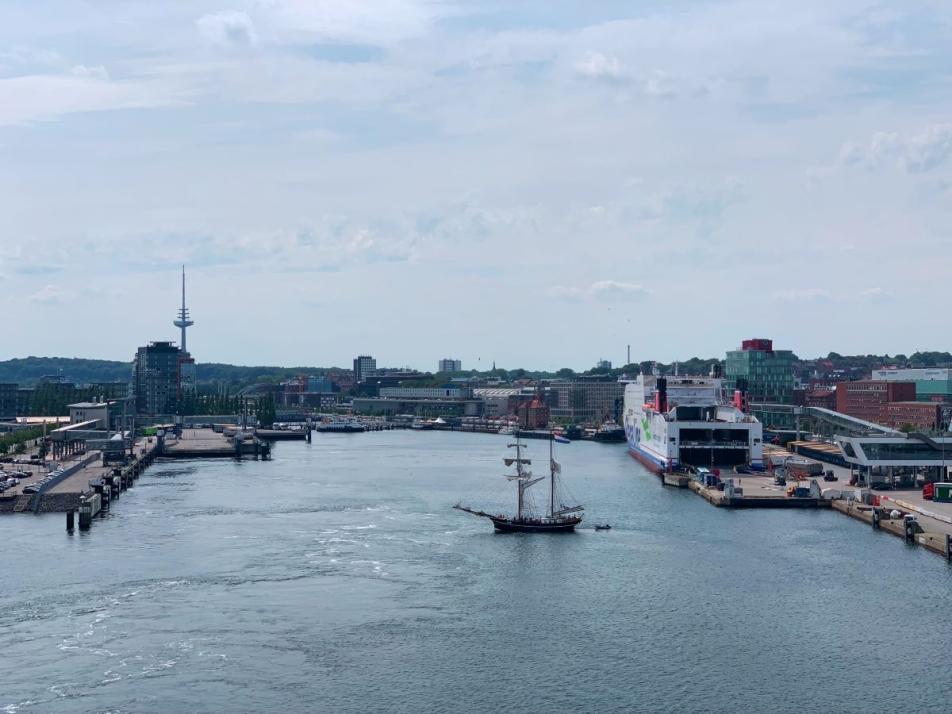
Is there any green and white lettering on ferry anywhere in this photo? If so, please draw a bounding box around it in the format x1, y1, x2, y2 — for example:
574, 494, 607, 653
641, 416, 652, 442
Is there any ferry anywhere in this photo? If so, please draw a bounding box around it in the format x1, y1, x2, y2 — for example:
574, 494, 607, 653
622, 374, 763, 473
314, 419, 365, 433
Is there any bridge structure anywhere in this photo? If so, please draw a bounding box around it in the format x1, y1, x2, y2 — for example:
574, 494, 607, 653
749, 403, 900, 439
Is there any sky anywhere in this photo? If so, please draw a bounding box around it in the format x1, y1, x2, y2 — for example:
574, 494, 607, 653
1, 1, 951, 371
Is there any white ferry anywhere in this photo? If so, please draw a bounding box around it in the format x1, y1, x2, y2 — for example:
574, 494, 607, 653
623, 374, 763, 473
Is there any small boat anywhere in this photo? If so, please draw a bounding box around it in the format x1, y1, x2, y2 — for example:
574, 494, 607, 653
594, 524, 612, 531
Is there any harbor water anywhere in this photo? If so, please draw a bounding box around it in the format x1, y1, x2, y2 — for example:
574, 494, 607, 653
2, 431, 951, 713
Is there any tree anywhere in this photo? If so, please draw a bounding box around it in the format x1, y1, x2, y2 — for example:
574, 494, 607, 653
899, 423, 916, 434
256, 395, 276, 428
555, 368, 576, 379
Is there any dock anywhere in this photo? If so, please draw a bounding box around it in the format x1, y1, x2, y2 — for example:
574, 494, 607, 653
831, 492, 952, 561
160, 427, 271, 459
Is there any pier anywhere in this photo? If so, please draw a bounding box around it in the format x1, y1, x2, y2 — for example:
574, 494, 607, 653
160, 427, 271, 459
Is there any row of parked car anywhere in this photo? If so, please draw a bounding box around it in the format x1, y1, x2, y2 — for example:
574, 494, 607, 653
0, 469, 33, 492
20, 468, 67, 494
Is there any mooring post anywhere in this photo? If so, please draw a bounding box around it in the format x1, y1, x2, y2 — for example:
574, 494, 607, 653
66, 509, 74, 531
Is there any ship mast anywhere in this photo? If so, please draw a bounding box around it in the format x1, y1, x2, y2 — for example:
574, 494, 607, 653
516, 438, 524, 520
549, 437, 555, 518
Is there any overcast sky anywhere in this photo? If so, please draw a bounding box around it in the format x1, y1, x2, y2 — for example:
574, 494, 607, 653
1, 1, 950, 371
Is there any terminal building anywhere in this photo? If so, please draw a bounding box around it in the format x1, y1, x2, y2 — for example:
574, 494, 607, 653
835, 432, 952, 488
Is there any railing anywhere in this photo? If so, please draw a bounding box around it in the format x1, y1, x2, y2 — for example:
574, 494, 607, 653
32, 453, 100, 513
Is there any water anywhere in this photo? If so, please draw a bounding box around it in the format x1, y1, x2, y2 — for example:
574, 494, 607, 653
2, 431, 951, 713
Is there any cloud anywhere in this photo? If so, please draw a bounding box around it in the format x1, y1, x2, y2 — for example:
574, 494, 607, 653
771, 287, 893, 304
839, 124, 952, 173
575, 52, 622, 80
260, 0, 439, 46
639, 180, 746, 225
545, 286, 585, 301
70, 64, 109, 80
27, 284, 69, 305
590, 280, 652, 302
0, 71, 191, 125
549, 281, 652, 303
197, 11, 258, 49
858, 287, 892, 302
642, 70, 678, 98
770, 288, 832, 303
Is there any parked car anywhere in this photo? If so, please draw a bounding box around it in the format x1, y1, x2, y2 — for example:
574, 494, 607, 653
22, 484, 39, 494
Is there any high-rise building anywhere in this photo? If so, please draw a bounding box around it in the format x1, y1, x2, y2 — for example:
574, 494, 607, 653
353, 355, 377, 384
725, 338, 796, 404
438, 358, 462, 373
133, 341, 185, 415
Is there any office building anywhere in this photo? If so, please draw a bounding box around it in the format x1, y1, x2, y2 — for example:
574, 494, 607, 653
438, 358, 462, 373
835, 380, 916, 425
725, 338, 796, 404
548, 379, 624, 424
353, 355, 377, 384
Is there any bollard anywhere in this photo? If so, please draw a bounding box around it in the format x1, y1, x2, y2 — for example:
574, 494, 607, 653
66, 510, 75, 531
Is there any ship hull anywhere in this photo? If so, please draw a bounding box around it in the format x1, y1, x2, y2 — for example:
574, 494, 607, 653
488, 515, 581, 533
628, 444, 667, 474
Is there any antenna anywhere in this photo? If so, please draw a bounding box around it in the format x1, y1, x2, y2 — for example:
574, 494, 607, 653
173, 265, 194, 353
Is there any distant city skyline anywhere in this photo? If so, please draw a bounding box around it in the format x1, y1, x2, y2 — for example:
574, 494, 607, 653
2, 2, 951, 367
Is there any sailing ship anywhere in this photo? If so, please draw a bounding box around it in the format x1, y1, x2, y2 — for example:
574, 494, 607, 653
454, 435, 584, 533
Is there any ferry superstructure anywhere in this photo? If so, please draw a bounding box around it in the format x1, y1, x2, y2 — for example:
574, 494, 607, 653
623, 375, 763, 473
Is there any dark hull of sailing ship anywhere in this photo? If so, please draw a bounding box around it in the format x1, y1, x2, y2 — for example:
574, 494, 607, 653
454, 435, 583, 533
453, 506, 581, 532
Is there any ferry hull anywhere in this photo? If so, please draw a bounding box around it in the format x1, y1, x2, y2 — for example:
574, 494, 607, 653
628, 444, 667, 474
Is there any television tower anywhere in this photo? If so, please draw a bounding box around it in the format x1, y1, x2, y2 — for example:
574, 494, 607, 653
173, 265, 194, 353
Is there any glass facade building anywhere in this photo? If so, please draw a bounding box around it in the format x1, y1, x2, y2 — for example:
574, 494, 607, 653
725, 338, 796, 404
